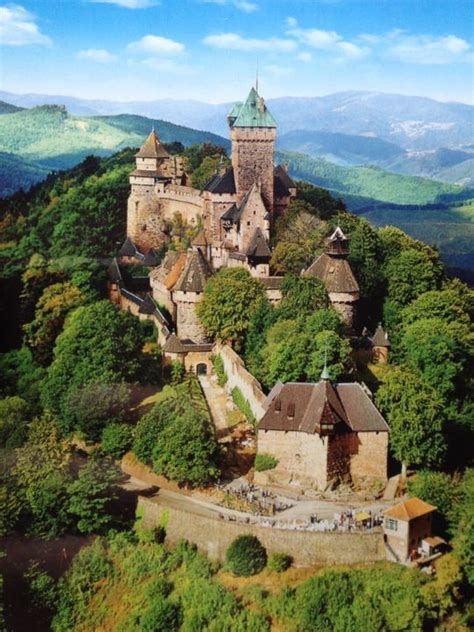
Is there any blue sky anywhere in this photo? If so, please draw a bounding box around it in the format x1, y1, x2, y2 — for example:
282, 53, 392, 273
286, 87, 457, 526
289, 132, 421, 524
0, 0, 473, 103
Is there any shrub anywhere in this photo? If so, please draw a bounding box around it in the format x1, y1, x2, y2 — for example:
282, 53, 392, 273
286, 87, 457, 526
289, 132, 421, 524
231, 387, 255, 425
255, 453, 279, 472
225, 535, 267, 577
210, 354, 227, 386
170, 360, 185, 385
101, 423, 133, 459
139, 597, 181, 632
267, 553, 292, 573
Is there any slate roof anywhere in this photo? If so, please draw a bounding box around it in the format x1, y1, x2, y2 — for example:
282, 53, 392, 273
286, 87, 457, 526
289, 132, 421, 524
174, 249, 212, 293
274, 165, 296, 198
163, 334, 213, 353
304, 253, 359, 294
384, 498, 436, 522
372, 324, 391, 348
246, 227, 271, 259
259, 276, 284, 290
118, 237, 138, 258
259, 381, 389, 434
221, 203, 240, 222
204, 167, 236, 194
107, 258, 124, 284
143, 249, 160, 267
135, 129, 170, 159
230, 87, 277, 128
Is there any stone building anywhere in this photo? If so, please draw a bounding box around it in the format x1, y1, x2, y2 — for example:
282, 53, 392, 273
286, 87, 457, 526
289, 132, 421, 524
255, 370, 389, 491
112, 84, 298, 359
383, 498, 437, 563
304, 226, 360, 328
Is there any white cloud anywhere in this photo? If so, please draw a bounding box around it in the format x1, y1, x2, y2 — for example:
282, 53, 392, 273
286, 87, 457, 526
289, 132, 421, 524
203, 32, 297, 52
287, 21, 369, 60
90, 0, 157, 8
297, 52, 312, 63
77, 48, 117, 63
203, 0, 258, 13
0, 4, 51, 46
387, 33, 471, 65
128, 34, 185, 55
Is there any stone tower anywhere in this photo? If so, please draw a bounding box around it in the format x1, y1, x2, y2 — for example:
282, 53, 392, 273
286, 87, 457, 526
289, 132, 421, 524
228, 87, 277, 211
127, 129, 173, 251
304, 227, 360, 328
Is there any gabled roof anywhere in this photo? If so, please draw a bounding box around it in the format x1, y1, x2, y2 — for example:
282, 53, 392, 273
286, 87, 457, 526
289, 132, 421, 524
174, 248, 212, 293
230, 87, 277, 129
259, 381, 389, 434
372, 324, 391, 348
118, 237, 138, 258
163, 334, 214, 353
384, 498, 436, 522
136, 129, 170, 159
143, 249, 160, 267
274, 165, 296, 198
107, 258, 124, 284
304, 253, 359, 294
221, 203, 240, 222
246, 227, 271, 259
259, 276, 284, 290
204, 167, 236, 194
326, 226, 350, 256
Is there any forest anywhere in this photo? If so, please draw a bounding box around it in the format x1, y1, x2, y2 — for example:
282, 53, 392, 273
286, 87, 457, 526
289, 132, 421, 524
0, 144, 472, 631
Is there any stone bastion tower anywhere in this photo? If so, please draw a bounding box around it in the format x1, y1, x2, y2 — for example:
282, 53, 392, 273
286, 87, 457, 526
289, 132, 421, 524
127, 129, 186, 251
227, 87, 277, 212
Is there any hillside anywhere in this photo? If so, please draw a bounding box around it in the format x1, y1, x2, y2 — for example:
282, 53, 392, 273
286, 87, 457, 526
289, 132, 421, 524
277, 150, 473, 206
2, 89, 471, 151
0, 152, 50, 197
0, 105, 229, 194
0, 100, 23, 115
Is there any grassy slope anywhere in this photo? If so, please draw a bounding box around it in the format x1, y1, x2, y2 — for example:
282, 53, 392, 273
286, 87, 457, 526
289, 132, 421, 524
0, 106, 229, 194
277, 149, 473, 206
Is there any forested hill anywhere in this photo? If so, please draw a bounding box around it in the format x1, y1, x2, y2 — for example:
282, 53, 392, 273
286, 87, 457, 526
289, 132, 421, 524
277, 149, 474, 207
0, 105, 229, 195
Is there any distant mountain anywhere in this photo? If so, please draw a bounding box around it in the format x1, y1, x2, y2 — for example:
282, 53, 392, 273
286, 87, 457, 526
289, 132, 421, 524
0, 105, 229, 195
381, 148, 474, 187
1, 89, 471, 151
277, 130, 404, 166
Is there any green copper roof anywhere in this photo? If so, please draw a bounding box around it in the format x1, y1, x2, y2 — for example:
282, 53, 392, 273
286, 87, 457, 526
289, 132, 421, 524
230, 87, 277, 128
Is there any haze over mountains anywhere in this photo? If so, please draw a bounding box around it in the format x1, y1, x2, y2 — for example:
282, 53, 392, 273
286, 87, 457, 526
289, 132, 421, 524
0, 90, 472, 274
2, 89, 473, 187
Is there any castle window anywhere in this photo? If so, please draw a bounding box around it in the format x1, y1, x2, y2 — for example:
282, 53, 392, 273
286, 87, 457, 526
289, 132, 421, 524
135, 201, 139, 211
385, 518, 398, 531
287, 402, 295, 418
274, 399, 282, 412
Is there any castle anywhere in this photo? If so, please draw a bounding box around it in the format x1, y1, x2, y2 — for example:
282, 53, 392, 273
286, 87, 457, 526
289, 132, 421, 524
109, 85, 361, 366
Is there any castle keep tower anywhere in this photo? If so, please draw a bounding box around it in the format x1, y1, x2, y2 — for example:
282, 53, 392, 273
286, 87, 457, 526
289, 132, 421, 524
228, 87, 277, 211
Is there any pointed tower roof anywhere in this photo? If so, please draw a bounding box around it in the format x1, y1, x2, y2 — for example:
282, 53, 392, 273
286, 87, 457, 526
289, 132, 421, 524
230, 87, 277, 129
174, 248, 212, 293
246, 227, 271, 259
320, 351, 331, 381
326, 226, 350, 256
372, 323, 391, 348
135, 129, 170, 159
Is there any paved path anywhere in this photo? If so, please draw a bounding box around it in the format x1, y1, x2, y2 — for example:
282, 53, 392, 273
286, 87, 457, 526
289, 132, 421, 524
198, 375, 231, 438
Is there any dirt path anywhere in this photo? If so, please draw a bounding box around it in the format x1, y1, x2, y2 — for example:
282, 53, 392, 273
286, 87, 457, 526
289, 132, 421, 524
198, 375, 232, 438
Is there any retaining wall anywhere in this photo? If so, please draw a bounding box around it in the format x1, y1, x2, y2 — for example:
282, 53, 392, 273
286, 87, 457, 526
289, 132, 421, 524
138, 494, 385, 567
215, 343, 267, 421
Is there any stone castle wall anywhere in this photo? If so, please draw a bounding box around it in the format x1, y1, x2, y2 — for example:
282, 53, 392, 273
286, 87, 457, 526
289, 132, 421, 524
255, 430, 329, 490
350, 431, 388, 483
137, 494, 385, 566
215, 343, 267, 420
